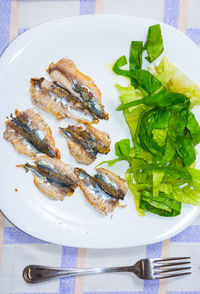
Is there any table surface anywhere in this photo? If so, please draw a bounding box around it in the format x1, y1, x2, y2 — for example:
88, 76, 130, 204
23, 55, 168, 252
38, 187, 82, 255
1, 1, 200, 293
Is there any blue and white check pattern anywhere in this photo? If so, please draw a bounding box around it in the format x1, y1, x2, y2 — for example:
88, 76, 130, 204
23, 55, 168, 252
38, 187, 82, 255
1, 1, 200, 293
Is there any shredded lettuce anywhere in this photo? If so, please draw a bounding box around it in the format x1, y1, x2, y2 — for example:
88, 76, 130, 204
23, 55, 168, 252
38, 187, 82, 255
126, 173, 145, 216
130, 70, 163, 95
129, 41, 143, 87
115, 84, 147, 138
102, 24, 200, 217
152, 129, 167, 146
117, 88, 187, 111
153, 171, 164, 197
140, 191, 181, 217
144, 24, 164, 63
112, 55, 130, 77
153, 56, 200, 107
187, 111, 200, 145
115, 139, 130, 159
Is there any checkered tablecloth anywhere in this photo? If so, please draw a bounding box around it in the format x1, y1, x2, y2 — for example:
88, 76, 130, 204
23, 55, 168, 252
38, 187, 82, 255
1, 0, 200, 293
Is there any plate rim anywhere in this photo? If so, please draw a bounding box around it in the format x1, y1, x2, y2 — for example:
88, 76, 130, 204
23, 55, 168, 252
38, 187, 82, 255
1, 14, 200, 248
1, 206, 199, 249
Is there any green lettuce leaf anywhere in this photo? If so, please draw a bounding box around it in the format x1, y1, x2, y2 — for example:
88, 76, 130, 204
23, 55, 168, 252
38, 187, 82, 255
97, 158, 125, 167
144, 24, 164, 63
173, 185, 200, 206
117, 88, 187, 111
109, 26, 200, 218
177, 131, 196, 167
153, 56, 200, 108
115, 84, 147, 138
97, 139, 131, 167
153, 171, 164, 197
160, 109, 179, 165
126, 173, 145, 216
140, 190, 181, 217
136, 108, 170, 158
112, 55, 130, 77
131, 158, 192, 181
152, 129, 167, 146
115, 139, 130, 158
130, 70, 163, 95
116, 84, 143, 105
138, 109, 167, 156
159, 183, 172, 194
187, 111, 200, 145
129, 41, 143, 87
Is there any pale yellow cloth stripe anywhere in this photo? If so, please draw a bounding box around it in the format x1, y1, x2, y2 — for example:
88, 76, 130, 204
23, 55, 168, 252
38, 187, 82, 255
95, 0, 104, 14
0, 212, 5, 271
9, 0, 20, 42
178, 0, 188, 33
158, 239, 171, 294
74, 248, 87, 294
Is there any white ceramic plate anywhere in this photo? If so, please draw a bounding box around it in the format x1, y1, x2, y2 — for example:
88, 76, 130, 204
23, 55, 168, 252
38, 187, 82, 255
0, 15, 200, 248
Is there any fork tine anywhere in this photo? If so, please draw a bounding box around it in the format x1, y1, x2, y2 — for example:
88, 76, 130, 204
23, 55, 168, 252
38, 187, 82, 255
153, 257, 190, 262
155, 272, 191, 279
153, 261, 191, 268
154, 266, 191, 274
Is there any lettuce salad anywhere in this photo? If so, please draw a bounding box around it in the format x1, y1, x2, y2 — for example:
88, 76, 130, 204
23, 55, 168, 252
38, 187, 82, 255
101, 24, 200, 217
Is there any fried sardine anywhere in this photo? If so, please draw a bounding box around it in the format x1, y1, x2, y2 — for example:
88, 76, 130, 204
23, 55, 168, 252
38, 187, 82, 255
30, 78, 97, 123
47, 59, 109, 120
19, 155, 78, 200
59, 124, 111, 165
4, 108, 60, 158
74, 168, 119, 215
94, 168, 128, 200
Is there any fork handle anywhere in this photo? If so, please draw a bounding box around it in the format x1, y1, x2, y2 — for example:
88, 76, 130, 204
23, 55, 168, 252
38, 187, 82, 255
23, 265, 134, 283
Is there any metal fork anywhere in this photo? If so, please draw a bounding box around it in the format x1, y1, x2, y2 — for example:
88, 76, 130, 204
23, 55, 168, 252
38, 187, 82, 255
23, 257, 191, 283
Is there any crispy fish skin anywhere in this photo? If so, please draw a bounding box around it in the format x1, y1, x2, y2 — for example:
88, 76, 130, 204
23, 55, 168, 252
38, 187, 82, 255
24, 163, 73, 190
30, 78, 98, 124
94, 168, 128, 200
20, 156, 78, 200
34, 176, 72, 200
47, 59, 109, 120
84, 124, 111, 154
30, 78, 67, 120
74, 168, 119, 215
35, 155, 78, 190
47, 59, 101, 103
59, 124, 110, 165
4, 108, 60, 158
73, 81, 109, 120
59, 126, 97, 165
3, 121, 38, 157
